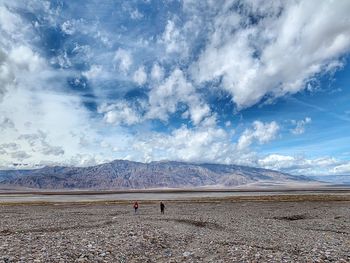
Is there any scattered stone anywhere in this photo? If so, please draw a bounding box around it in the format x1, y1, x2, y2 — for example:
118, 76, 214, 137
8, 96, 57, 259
0, 201, 349, 262
183, 251, 192, 257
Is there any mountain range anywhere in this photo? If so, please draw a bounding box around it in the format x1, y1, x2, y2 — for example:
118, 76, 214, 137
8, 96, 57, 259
0, 160, 312, 190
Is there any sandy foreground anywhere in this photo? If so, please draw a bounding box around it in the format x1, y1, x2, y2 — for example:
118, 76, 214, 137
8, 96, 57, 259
1, 195, 350, 262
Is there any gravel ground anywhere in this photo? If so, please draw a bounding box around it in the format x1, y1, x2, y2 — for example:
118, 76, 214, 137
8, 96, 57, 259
0, 200, 349, 262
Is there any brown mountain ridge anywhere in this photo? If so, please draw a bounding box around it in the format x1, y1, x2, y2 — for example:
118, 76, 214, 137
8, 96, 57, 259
0, 160, 311, 190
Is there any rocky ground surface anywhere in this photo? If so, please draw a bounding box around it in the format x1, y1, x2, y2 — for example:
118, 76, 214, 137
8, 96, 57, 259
0, 200, 349, 262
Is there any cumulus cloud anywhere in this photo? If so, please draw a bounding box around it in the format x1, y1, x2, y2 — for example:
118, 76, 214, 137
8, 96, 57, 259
133, 66, 147, 85
190, 0, 350, 109
0, 22, 71, 165
18, 130, 64, 156
51, 50, 72, 69
151, 63, 164, 81
160, 20, 188, 55
10, 151, 31, 161
9, 45, 46, 72
98, 101, 141, 126
0, 143, 19, 151
258, 154, 304, 171
291, 117, 312, 135
0, 5, 22, 35
257, 154, 346, 175
0, 86, 102, 168
128, 117, 281, 166
0, 117, 15, 130
0, 2, 125, 168
188, 104, 211, 126
0, 44, 47, 96
0, 0, 349, 175
147, 68, 210, 125
114, 48, 133, 73
82, 64, 103, 80
130, 9, 143, 20
0, 45, 45, 101
67, 153, 108, 167
132, 120, 236, 164
0, 4, 31, 46
333, 163, 350, 174
61, 20, 77, 35
18, 131, 47, 147
237, 121, 280, 151
41, 144, 65, 156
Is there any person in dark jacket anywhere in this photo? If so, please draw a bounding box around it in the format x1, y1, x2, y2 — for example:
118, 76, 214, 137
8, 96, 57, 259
133, 201, 139, 213
160, 201, 165, 214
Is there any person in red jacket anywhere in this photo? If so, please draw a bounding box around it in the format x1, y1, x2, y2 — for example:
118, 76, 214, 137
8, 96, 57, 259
133, 201, 139, 213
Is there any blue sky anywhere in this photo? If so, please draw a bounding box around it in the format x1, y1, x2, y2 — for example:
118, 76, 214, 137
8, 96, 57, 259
1, 0, 350, 176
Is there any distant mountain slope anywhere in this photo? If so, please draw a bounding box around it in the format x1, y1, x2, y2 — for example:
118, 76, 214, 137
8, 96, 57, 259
0, 169, 33, 182
307, 175, 350, 185
0, 160, 311, 190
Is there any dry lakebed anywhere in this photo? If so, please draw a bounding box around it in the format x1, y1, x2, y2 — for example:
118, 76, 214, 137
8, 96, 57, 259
0, 190, 349, 262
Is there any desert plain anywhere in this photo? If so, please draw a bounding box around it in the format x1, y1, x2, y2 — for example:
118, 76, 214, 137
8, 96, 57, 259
0, 191, 350, 263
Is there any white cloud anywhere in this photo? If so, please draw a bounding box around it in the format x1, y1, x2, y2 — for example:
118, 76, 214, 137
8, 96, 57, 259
8, 45, 46, 72
190, 0, 350, 109
0, 5, 22, 35
0, 0, 349, 176
258, 154, 301, 171
0, 143, 19, 151
18, 130, 65, 156
333, 163, 350, 174
0, 31, 103, 168
188, 103, 211, 126
0, 117, 14, 130
114, 48, 133, 73
132, 122, 236, 164
41, 144, 64, 156
133, 66, 147, 85
160, 20, 188, 55
10, 151, 31, 160
59, 18, 88, 38
0, 45, 46, 101
0, 2, 138, 168
68, 153, 106, 167
237, 121, 280, 151
291, 117, 312, 135
147, 68, 210, 125
0, 3, 81, 167
61, 20, 76, 35
128, 117, 281, 166
98, 101, 141, 126
51, 50, 72, 69
130, 9, 143, 20
82, 64, 103, 80
0, 52, 12, 100
151, 63, 164, 81
0, 85, 99, 166
256, 154, 350, 175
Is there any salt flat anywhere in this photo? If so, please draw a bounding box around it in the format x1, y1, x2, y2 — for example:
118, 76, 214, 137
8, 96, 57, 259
0, 185, 349, 203
1, 195, 350, 262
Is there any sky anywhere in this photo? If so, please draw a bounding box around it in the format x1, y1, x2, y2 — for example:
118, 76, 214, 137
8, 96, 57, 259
0, 0, 350, 176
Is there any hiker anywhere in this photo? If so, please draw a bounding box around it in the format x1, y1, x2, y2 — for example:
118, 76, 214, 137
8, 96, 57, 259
160, 201, 165, 214
133, 201, 139, 213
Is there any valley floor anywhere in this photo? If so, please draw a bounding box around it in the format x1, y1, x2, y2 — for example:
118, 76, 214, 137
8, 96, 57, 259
1, 197, 350, 262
